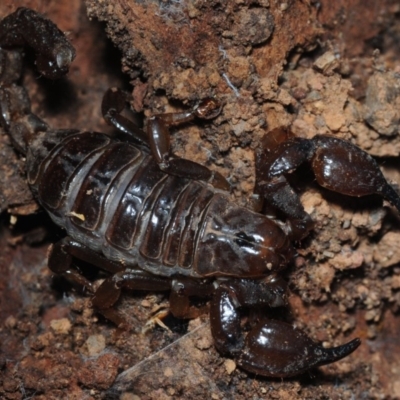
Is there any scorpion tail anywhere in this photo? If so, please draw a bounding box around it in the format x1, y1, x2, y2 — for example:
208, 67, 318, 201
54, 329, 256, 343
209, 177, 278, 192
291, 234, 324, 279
0, 8, 75, 80
0, 8, 76, 154
0, 84, 49, 154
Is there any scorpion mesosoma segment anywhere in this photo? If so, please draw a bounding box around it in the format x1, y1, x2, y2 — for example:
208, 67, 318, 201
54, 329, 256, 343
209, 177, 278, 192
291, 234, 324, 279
1, 8, 400, 378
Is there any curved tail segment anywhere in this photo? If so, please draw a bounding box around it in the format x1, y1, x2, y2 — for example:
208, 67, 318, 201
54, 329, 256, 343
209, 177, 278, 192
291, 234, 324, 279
0, 7, 75, 80
0, 8, 76, 154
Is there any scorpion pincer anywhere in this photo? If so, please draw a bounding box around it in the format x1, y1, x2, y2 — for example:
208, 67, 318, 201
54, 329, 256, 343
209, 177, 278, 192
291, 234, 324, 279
1, 8, 400, 378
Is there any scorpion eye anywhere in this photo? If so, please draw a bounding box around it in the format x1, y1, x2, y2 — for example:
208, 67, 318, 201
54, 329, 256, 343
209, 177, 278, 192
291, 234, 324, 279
234, 231, 256, 248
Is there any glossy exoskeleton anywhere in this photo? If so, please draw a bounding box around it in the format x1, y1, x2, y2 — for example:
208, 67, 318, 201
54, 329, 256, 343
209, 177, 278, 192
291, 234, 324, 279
1, 8, 400, 378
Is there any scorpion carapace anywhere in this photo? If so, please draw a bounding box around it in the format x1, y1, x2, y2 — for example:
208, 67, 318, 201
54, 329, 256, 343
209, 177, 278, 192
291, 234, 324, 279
1, 8, 400, 378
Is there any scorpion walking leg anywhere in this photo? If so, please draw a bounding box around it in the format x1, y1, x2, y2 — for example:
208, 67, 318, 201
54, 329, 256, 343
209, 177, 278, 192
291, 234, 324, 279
102, 87, 229, 190
169, 278, 214, 319
95, 275, 215, 326
92, 269, 172, 327
48, 237, 125, 293
48, 237, 173, 326
210, 276, 361, 377
256, 128, 400, 240
146, 98, 229, 189
101, 88, 149, 146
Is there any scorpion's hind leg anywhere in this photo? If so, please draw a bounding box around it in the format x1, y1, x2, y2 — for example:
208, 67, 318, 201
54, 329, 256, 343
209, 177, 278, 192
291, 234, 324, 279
48, 237, 172, 327
210, 277, 361, 377
50, 237, 216, 326
102, 87, 229, 190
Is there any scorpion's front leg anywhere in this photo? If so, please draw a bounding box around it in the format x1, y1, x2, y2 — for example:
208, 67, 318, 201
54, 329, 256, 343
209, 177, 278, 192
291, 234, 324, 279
256, 128, 400, 240
102, 87, 229, 190
210, 277, 361, 377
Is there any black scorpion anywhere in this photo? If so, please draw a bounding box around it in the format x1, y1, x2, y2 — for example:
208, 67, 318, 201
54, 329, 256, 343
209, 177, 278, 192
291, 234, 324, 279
1, 8, 400, 377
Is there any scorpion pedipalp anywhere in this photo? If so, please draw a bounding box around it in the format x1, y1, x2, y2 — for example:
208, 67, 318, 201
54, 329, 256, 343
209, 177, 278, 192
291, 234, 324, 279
210, 278, 361, 377
238, 320, 361, 377
256, 127, 400, 240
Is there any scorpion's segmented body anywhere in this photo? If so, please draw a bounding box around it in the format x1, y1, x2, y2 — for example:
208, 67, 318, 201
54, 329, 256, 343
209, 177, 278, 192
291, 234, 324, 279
28, 130, 291, 278
2, 8, 400, 378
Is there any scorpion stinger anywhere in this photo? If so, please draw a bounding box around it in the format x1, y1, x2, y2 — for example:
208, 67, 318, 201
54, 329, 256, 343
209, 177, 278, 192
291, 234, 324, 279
0, 8, 77, 155
0, 7, 75, 80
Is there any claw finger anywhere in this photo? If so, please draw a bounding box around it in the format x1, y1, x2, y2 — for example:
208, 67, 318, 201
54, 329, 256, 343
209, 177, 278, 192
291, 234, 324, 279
238, 320, 360, 377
